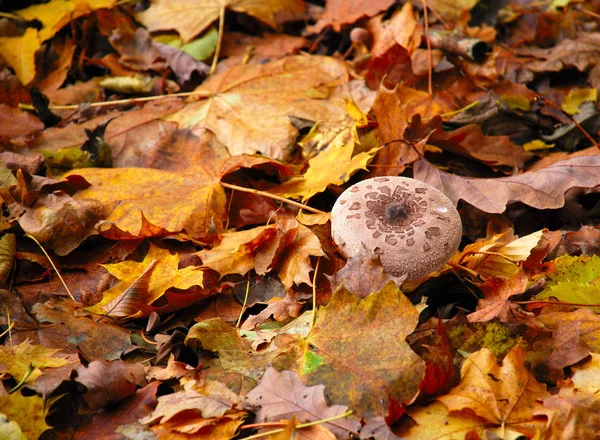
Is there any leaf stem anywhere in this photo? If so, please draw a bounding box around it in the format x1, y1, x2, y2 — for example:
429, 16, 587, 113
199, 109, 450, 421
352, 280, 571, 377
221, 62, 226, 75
236, 274, 251, 328
309, 257, 321, 334
24, 233, 76, 302
240, 410, 354, 440
18, 90, 211, 111
220, 182, 326, 215
211, 5, 226, 74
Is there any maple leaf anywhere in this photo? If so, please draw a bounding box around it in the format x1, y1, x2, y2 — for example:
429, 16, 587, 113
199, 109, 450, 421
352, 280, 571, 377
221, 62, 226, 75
67, 166, 226, 241
186, 318, 286, 381
86, 243, 205, 319
312, 0, 394, 33
167, 55, 349, 160
135, 0, 306, 43
198, 216, 324, 291
269, 124, 380, 201
273, 282, 425, 419
436, 346, 548, 437
245, 367, 361, 438
0, 392, 50, 440
0, 340, 73, 385
413, 156, 600, 213
534, 255, 600, 312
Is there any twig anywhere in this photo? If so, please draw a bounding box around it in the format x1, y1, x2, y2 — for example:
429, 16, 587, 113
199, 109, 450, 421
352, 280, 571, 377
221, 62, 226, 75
309, 257, 321, 334
421, 0, 433, 95
513, 300, 600, 308
240, 410, 354, 440
24, 233, 76, 302
220, 182, 326, 215
19, 90, 211, 111
211, 5, 226, 74
236, 275, 251, 328
534, 95, 599, 148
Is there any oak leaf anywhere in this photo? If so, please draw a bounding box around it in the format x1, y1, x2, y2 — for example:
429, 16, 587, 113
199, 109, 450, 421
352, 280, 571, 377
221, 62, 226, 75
167, 55, 349, 160
245, 367, 360, 438
273, 282, 425, 419
413, 156, 600, 213
75, 359, 146, 411
136, 0, 306, 43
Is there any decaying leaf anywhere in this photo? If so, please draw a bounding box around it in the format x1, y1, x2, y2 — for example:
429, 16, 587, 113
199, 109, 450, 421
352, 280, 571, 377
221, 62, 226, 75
245, 367, 360, 438
414, 156, 600, 213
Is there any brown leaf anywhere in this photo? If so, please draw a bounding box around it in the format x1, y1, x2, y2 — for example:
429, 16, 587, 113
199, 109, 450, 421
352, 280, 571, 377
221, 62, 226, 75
312, 0, 394, 32
245, 367, 360, 438
169, 55, 349, 160
140, 390, 231, 425
75, 359, 147, 411
414, 156, 600, 213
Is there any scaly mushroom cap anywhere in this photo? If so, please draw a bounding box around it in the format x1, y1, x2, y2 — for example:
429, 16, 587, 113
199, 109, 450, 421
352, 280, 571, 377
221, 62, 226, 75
331, 177, 462, 280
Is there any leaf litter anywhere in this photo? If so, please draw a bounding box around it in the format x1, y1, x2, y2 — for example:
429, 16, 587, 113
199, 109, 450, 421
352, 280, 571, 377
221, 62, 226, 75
2, 0, 600, 439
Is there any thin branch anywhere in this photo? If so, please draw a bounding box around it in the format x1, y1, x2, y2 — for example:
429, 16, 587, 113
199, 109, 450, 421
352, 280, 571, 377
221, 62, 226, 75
19, 90, 211, 111
25, 233, 76, 302
211, 5, 226, 74
220, 182, 326, 215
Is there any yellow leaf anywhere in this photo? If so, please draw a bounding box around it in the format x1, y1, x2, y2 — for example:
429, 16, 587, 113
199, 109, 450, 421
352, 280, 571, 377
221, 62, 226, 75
562, 87, 598, 115
0, 233, 15, 284
87, 243, 205, 318
67, 167, 227, 240
270, 125, 380, 201
0, 340, 73, 384
136, 0, 305, 43
523, 139, 554, 151
0, 393, 49, 440
0, 0, 116, 84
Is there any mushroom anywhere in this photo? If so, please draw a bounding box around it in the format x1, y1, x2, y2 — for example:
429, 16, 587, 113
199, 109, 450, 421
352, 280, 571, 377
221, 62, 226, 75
331, 176, 462, 281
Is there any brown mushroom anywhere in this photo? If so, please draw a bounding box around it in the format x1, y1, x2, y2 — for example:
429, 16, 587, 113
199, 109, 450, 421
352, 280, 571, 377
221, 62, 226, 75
331, 176, 462, 281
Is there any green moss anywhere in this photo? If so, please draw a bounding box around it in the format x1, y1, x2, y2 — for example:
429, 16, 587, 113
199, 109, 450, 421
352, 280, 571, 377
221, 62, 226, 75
449, 321, 518, 359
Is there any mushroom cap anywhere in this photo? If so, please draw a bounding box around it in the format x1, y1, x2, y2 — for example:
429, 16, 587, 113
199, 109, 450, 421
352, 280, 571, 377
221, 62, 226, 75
331, 176, 462, 280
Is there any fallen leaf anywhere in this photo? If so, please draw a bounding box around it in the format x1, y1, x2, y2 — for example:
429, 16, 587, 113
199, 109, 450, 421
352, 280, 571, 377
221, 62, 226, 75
245, 367, 360, 438
269, 124, 380, 201
75, 359, 146, 411
0, 392, 49, 440
273, 282, 425, 419
87, 243, 205, 319
140, 390, 231, 425
0, 340, 73, 385
136, 0, 306, 43
167, 55, 349, 160
312, 0, 394, 33
437, 346, 548, 436
413, 156, 600, 213
0, 0, 116, 84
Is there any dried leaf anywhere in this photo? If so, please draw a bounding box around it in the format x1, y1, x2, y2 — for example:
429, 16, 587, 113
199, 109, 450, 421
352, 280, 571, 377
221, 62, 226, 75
245, 367, 360, 438
414, 156, 600, 213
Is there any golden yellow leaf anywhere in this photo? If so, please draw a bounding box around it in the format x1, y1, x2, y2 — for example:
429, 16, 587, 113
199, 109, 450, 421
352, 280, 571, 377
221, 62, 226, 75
135, 0, 305, 43
269, 125, 380, 201
86, 243, 205, 318
562, 87, 598, 115
0, 392, 49, 440
67, 167, 226, 241
0, 340, 73, 385
0, 0, 116, 84
167, 55, 349, 160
